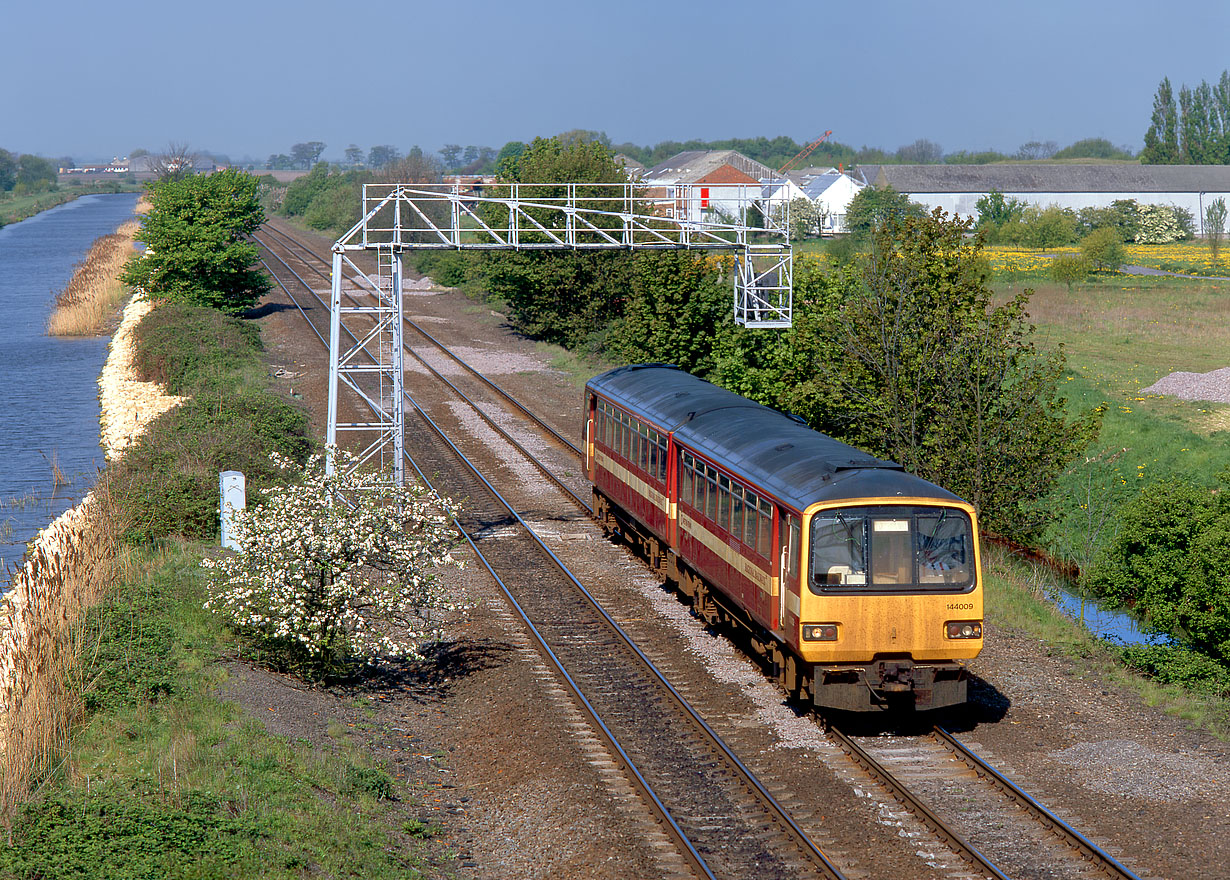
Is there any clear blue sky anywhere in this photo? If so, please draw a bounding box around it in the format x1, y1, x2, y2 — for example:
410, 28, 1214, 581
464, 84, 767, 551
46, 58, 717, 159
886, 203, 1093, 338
6, 0, 1228, 163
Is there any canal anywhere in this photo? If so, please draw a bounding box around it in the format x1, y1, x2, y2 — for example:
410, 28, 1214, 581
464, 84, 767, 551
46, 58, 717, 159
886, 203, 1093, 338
0, 192, 140, 584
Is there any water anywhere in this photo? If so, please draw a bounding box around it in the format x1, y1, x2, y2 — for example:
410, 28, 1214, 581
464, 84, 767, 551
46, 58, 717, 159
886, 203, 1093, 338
0, 192, 140, 583
1052, 585, 1172, 646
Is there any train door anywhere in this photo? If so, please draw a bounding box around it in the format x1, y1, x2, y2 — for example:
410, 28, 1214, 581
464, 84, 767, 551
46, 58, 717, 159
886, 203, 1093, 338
584, 393, 597, 478
776, 511, 800, 633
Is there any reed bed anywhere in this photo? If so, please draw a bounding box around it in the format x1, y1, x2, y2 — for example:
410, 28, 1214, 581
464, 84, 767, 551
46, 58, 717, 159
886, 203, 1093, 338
46, 220, 140, 337
1, 272, 179, 827
0, 489, 124, 828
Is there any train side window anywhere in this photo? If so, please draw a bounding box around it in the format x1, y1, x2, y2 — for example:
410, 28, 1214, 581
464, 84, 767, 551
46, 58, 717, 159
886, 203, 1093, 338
718, 476, 731, 533
731, 486, 744, 543
640, 426, 650, 473
680, 457, 693, 506
744, 491, 759, 546
605, 407, 613, 447
658, 437, 668, 481
758, 500, 772, 558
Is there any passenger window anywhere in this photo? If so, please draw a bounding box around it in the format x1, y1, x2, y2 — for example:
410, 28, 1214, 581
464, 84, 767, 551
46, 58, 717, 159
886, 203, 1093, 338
658, 438, 668, 481
744, 491, 758, 546
732, 487, 744, 543
681, 460, 693, 506
706, 472, 718, 522
758, 501, 772, 558
717, 476, 730, 532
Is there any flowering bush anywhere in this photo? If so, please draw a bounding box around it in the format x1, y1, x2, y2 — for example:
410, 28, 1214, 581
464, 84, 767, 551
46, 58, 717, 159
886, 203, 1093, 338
202, 450, 465, 676
1134, 203, 1186, 244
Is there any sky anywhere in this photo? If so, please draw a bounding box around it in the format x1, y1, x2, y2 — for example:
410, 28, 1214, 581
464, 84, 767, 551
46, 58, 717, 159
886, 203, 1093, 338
6, 0, 1230, 164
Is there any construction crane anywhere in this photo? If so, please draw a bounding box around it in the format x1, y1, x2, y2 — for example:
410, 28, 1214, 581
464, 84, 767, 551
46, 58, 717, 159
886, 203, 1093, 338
776, 131, 834, 176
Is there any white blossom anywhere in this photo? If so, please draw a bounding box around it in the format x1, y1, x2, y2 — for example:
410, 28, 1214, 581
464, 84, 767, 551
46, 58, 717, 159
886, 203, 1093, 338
202, 448, 468, 671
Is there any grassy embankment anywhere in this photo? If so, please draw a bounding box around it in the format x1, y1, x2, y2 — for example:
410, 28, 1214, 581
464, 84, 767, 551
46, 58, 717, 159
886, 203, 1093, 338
0, 182, 142, 228
983, 245, 1230, 733
0, 303, 449, 877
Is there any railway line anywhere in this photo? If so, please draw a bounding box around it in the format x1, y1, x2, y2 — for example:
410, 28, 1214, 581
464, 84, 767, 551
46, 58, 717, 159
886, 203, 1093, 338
253, 225, 847, 880
250, 222, 1150, 880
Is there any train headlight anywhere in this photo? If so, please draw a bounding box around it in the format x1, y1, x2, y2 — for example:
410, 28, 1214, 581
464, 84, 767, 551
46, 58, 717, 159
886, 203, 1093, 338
945, 621, 983, 639
802, 623, 838, 641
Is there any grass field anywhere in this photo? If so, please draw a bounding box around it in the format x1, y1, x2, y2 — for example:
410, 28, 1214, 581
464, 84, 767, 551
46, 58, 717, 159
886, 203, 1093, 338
1004, 272, 1230, 561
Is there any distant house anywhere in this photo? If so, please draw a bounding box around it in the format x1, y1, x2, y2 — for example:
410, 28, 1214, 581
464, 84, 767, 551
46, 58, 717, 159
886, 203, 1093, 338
613, 153, 646, 180
857, 164, 1230, 234
762, 166, 865, 234
641, 150, 775, 223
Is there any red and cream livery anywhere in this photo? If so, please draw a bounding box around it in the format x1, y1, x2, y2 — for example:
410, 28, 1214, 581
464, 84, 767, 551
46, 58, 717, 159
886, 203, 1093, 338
585, 364, 983, 712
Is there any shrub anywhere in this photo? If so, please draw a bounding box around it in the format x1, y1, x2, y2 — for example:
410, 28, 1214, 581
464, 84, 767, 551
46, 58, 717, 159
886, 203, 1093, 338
1050, 254, 1090, 291
1081, 227, 1125, 271
131, 303, 262, 394
1020, 205, 1078, 250
1084, 478, 1230, 662
106, 389, 311, 544
202, 450, 466, 679
1119, 645, 1230, 695
1135, 203, 1187, 243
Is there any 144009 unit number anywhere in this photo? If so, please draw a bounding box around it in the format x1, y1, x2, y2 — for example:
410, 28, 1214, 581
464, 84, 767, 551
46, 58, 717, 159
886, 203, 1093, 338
946, 602, 975, 610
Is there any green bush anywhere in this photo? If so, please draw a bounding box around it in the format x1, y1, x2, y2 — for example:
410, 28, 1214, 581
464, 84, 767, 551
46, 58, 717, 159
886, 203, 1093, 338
1050, 254, 1090, 290
1081, 227, 1126, 271
280, 162, 330, 216
1119, 644, 1230, 695
1084, 478, 1230, 661
107, 390, 311, 544
106, 304, 311, 544
131, 303, 262, 394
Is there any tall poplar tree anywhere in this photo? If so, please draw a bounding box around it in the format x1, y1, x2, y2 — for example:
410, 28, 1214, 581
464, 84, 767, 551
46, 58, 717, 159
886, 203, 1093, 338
1142, 77, 1181, 164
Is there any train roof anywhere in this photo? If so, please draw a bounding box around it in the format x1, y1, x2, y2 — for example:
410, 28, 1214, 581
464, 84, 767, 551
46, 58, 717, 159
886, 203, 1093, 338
586, 364, 965, 511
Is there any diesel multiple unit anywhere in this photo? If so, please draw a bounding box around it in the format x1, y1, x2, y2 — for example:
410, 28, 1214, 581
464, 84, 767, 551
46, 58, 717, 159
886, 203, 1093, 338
584, 364, 983, 711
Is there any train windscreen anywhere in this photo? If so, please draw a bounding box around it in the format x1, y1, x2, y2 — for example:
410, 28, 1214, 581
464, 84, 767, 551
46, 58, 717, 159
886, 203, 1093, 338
809, 505, 974, 593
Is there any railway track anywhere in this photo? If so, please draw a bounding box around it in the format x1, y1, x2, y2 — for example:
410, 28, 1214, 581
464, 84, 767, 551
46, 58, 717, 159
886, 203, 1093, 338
252, 223, 1149, 880
836, 725, 1142, 880
253, 226, 847, 880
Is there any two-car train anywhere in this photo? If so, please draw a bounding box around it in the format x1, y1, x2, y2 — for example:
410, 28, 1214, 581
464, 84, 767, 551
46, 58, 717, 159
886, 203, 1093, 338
584, 364, 983, 712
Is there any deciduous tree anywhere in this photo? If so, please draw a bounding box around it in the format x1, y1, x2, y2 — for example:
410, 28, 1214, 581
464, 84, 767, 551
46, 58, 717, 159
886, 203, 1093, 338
843, 185, 924, 238
767, 211, 1099, 538
1081, 227, 1125, 271
1206, 197, 1227, 262
121, 169, 270, 313
367, 144, 400, 169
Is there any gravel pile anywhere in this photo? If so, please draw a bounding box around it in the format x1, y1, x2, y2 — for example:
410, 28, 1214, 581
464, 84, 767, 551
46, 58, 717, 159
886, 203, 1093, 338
1140, 367, 1230, 404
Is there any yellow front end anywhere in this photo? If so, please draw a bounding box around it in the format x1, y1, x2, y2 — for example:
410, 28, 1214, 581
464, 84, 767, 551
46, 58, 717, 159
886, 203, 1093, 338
792, 499, 983, 711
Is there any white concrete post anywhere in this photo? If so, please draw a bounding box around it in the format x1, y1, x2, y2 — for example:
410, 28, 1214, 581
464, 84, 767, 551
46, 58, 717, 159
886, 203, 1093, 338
220, 470, 246, 551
